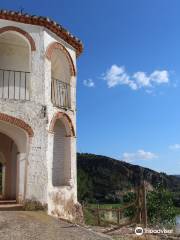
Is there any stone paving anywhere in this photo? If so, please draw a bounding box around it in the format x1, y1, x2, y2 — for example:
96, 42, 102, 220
0, 211, 112, 240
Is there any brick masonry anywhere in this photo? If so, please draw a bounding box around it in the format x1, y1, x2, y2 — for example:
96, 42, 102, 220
0, 112, 34, 137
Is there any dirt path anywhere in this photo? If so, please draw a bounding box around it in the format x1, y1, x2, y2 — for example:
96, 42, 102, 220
0, 211, 112, 240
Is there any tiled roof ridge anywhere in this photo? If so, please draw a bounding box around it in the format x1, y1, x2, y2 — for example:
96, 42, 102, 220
0, 9, 83, 56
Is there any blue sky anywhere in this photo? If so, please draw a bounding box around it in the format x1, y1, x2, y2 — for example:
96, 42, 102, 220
1, 0, 180, 174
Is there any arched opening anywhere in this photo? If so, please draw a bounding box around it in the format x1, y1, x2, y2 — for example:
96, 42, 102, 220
0, 30, 31, 100
51, 48, 71, 84
0, 133, 18, 200
47, 43, 74, 109
0, 117, 30, 202
52, 119, 71, 186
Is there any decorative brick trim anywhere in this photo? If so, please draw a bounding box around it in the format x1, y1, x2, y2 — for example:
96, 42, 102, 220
0, 113, 34, 137
45, 42, 76, 76
49, 112, 75, 137
0, 26, 36, 51
0, 10, 83, 56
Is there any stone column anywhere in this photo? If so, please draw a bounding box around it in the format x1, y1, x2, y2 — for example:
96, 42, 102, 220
47, 132, 54, 189
65, 136, 77, 198
71, 136, 77, 200
17, 153, 26, 203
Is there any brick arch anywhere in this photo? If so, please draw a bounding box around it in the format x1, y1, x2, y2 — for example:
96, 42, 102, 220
0, 113, 34, 137
0, 26, 36, 51
49, 112, 75, 137
45, 42, 76, 76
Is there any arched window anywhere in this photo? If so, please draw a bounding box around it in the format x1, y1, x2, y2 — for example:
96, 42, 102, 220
51, 48, 71, 84
0, 31, 31, 100
52, 119, 71, 186
51, 48, 71, 109
46, 42, 75, 109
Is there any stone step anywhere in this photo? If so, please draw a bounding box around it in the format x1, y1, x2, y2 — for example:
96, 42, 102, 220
0, 200, 17, 205
0, 204, 23, 211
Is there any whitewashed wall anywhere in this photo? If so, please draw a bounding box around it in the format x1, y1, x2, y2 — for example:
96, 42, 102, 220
0, 19, 79, 221
44, 27, 78, 220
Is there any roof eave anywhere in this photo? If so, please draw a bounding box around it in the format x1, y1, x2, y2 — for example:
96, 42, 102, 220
0, 10, 83, 56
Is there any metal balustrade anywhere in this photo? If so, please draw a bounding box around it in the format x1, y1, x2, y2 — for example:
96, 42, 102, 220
0, 69, 30, 100
51, 78, 71, 109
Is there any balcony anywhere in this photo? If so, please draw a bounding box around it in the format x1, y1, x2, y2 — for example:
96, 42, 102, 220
0, 69, 30, 101
51, 78, 71, 109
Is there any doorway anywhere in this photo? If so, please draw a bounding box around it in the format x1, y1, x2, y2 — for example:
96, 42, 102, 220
0, 133, 18, 200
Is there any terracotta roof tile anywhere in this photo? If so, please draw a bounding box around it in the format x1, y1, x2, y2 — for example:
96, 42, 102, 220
0, 9, 83, 56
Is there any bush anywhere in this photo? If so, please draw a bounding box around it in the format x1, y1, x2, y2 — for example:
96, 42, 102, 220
147, 184, 176, 226
123, 192, 136, 218
122, 186, 176, 226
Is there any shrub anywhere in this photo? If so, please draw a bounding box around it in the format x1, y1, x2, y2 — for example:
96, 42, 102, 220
147, 184, 176, 226
123, 192, 136, 218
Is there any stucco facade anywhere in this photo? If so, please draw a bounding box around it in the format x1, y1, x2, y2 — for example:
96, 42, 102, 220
0, 11, 83, 222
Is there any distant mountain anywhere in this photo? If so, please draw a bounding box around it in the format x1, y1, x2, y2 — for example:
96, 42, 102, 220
77, 153, 180, 205
172, 175, 180, 178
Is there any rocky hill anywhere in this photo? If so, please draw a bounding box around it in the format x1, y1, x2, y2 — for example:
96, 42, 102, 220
77, 153, 180, 205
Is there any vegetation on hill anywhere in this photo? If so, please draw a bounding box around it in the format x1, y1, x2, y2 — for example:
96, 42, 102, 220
77, 153, 180, 207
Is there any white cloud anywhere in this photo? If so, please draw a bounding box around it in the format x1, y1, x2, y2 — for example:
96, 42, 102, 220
103, 64, 170, 91
83, 79, 95, 88
133, 71, 151, 87
169, 144, 180, 150
150, 70, 169, 84
122, 149, 158, 162
102, 65, 136, 89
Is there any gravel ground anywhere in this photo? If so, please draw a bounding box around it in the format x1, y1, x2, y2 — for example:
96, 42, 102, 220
0, 211, 112, 240
91, 226, 180, 240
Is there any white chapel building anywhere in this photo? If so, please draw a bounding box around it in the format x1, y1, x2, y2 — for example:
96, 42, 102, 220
0, 9, 83, 221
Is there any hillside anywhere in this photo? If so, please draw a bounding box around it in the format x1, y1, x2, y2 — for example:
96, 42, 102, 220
77, 153, 180, 205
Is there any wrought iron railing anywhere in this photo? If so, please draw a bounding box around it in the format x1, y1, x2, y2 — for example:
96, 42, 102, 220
51, 78, 71, 109
0, 69, 30, 100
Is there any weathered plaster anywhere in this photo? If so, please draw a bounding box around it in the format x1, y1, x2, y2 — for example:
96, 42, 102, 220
0, 19, 79, 222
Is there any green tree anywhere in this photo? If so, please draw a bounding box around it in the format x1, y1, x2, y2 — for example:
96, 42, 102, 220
147, 184, 176, 226
123, 192, 136, 218
77, 169, 94, 202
